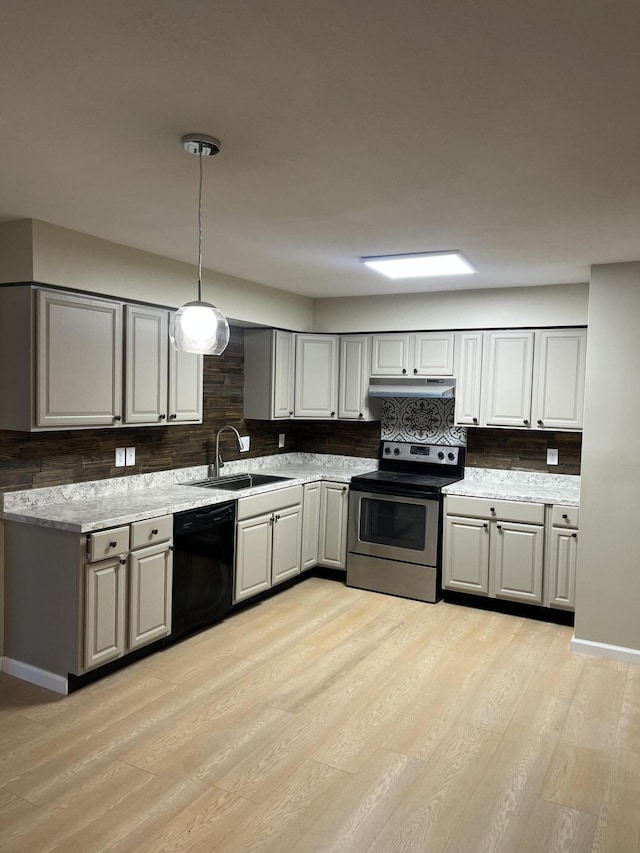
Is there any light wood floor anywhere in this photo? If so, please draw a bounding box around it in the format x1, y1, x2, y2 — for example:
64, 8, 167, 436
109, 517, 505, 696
1, 577, 639, 852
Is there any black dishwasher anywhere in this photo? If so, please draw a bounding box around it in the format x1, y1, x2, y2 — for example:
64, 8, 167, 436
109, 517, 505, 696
170, 501, 235, 642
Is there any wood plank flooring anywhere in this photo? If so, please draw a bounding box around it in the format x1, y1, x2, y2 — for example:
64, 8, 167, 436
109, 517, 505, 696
1, 577, 639, 852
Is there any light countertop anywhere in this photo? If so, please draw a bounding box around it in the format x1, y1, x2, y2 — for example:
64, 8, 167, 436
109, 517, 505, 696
0, 454, 378, 533
442, 467, 580, 505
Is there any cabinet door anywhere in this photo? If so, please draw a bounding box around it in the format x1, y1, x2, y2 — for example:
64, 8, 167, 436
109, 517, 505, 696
482, 331, 534, 427
37, 289, 123, 428
443, 516, 490, 595
413, 332, 454, 376
454, 332, 483, 426
370, 334, 411, 376
84, 556, 127, 670
339, 335, 372, 420
125, 305, 168, 425
272, 504, 303, 585
532, 329, 587, 430
318, 482, 349, 569
491, 521, 544, 603
548, 527, 578, 610
294, 334, 339, 418
168, 343, 203, 423
301, 482, 321, 571
235, 513, 272, 602
273, 330, 295, 419
128, 542, 173, 650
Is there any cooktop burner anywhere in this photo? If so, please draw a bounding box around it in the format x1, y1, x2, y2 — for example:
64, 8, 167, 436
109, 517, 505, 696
350, 440, 465, 497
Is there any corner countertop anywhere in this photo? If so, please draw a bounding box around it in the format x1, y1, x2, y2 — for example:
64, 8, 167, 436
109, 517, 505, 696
0, 453, 378, 534
442, 467, 580, 506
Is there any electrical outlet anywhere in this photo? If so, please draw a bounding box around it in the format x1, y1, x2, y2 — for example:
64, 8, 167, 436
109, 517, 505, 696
115, 447, 126, 467
278, 433, 285, 449
125, 446, 136, 465
239, 436, 250, 452
547, 448, 559, 465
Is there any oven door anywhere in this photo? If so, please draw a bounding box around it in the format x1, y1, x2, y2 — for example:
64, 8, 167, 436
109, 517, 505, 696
348, 489, 439, 567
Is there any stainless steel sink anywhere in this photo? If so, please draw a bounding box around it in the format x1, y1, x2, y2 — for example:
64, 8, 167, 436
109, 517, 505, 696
186, 473, 292, 491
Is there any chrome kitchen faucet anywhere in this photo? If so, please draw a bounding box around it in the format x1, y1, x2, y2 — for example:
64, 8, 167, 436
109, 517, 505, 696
212, 425, 243, 478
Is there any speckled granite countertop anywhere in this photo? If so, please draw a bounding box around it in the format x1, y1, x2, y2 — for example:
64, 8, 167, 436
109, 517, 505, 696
442, 467, 580, 505
0, 453, 378, 533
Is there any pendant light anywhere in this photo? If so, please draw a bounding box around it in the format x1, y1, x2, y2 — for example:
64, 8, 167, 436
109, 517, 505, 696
169, 133, 230, 355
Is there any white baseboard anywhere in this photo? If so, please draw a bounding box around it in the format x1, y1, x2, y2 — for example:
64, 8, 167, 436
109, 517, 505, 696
571, 636, 640, 666
2, 657, 68, 695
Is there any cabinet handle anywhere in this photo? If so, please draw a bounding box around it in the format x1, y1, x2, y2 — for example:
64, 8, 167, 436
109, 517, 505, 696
289, 411, 293, 416
274, 514, 279, 522
472, 417, 478, 424
483, 523, 488, 529
109, 540, 117, 548
119, 557, 127, 565
496, 524, 502, 531
572, 532, 577, 538
169, 413, 177, 420
159, 414, 166, 420
562, 514, 568, 520
523, 419, 529, 425
402, 368, 407, 374
342, 486, 347, 492
359, 412, 363, 418
537, 419, 543, 426
490, 507, 496, 513
113, 415, 122, 422
151, 528, 158, 535
169, 544, 175, 551
330, 411, 335, 417
413, 368, 418, 374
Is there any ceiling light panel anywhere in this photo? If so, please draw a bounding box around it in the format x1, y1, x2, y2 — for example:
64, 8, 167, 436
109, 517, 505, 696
361, 251, 477, 279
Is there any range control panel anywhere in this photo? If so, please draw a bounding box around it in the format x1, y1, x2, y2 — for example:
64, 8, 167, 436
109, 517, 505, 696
381, 441, 461, 466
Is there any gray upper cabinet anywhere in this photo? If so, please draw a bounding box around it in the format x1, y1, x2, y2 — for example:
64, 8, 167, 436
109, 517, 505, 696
371, 332, 454, 377
338, 334, 375, 421
0, 285, 202, 431
294, 334, 339, 419
125, 305, 168, 425
0, 286, 123, 431
244, 328, 295, 420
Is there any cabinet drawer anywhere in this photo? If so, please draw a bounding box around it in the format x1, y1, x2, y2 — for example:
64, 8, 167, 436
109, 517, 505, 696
130, 514, 173, 549
445, 495, 544, 525
87, 526, 130, 562
238, 485, 304, 521
551, 505, 579, 528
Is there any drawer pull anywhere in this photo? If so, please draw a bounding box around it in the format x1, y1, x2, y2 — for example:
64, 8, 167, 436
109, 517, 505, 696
490, 507, 496, 513
496, 524, 502, 530
572, 532, 577, 538
119, 557, 127, 565
562, 514, 568, 520
109, 540, 117, 548
483, 523, 488, 529
151, 528, 159, 535
169, 544, 175, 551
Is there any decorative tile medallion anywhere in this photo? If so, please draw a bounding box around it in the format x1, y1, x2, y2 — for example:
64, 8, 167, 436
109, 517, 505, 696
381, 398, 466, 446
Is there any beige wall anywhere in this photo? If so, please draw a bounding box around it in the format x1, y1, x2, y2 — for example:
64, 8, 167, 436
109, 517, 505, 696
0, 219, 33, 283
0, 220, 315, 332
574, 261, 640, 652
313, 282, 589, 332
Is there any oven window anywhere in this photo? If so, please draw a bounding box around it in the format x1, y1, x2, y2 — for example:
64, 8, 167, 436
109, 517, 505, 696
359, 497, 427, 551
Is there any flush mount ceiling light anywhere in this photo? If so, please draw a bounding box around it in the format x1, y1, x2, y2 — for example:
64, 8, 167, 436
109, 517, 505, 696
169, 133, 230, 356
361, 251, 477, 279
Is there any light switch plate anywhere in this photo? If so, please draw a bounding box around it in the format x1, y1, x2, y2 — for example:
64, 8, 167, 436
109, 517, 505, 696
115, 447, 126, 467
125, 446, 136, 465
278, 433, 285, 448
239, 436, 250, 452
547, 448, 559, 465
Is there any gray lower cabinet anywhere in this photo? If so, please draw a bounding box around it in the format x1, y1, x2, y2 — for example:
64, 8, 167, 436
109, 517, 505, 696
235, 485, 304, 603
546, 505, 579, 610
443, 496, 545, 604
318, 481, 349, 570
3, 514, 173, 685
301, 481, 321, 571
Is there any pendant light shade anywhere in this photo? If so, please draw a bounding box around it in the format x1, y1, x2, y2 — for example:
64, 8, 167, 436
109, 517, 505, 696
170, 133, 230, 356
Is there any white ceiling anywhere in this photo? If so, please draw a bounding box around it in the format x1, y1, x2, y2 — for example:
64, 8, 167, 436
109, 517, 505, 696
2, 0, 640, 298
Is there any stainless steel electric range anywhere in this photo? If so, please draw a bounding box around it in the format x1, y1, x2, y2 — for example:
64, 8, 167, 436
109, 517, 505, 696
347, 440, 465, 603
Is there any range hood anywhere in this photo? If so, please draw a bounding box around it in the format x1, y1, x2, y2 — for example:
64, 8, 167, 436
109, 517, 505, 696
368, 377, 456, 398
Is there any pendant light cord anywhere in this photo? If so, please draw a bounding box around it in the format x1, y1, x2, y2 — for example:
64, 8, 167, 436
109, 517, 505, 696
197, 148, 203, 302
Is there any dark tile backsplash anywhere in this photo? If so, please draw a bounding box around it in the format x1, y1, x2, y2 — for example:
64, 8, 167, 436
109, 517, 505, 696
0, 326, 581, 491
